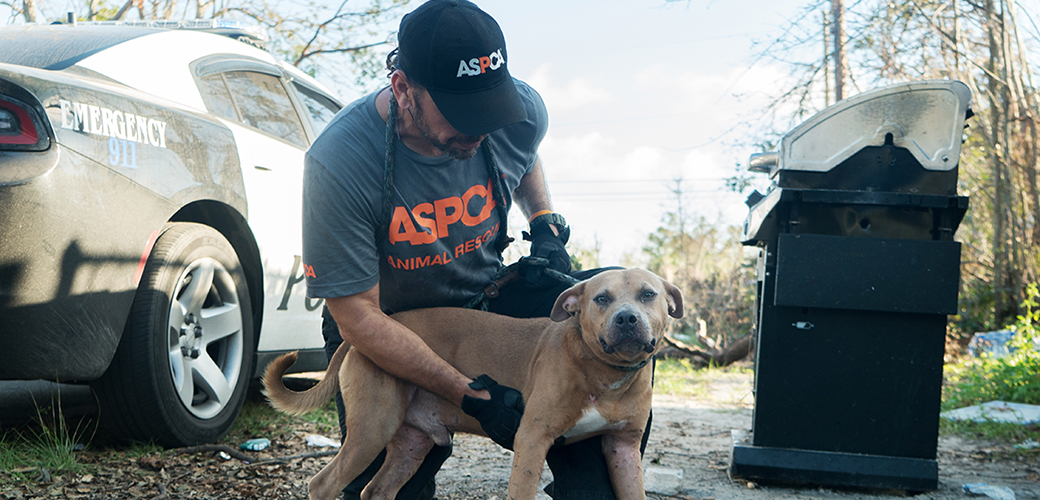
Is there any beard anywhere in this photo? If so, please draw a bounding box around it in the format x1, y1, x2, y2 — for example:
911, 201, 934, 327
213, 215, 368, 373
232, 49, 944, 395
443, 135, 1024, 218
409, 99, 484, 160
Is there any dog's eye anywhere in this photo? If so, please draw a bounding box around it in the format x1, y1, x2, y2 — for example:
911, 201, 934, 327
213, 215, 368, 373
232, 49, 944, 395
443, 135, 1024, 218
641, 291, 658, 302
594, 294, 610, 305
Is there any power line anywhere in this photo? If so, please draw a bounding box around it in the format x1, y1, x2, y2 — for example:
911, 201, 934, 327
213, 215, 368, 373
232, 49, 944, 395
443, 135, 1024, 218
554, 190, 733, 197
550, 177, 731, 184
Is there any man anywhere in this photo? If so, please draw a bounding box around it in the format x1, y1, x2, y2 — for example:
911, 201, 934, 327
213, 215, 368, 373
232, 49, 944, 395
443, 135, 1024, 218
302, 1, 637, 498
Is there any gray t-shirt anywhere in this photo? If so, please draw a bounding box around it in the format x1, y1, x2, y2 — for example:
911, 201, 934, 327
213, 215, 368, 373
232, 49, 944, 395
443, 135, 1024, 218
302, 80, 548, 314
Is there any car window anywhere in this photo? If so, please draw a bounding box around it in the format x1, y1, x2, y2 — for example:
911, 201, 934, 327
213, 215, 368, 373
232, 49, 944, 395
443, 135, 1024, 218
198, 74, 238, 121
293, 83, 340, 133
222, 71, 307, 148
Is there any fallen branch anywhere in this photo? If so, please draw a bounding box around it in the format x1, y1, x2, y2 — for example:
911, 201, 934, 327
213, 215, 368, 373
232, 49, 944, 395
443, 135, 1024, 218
657, 332, 754, 368
170, 444, 339, 465
171, 444, 256, 462
247, 450, 339, 466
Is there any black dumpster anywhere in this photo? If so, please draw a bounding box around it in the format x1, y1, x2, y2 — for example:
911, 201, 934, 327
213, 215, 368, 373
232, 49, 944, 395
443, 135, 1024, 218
729, 80, 971, 492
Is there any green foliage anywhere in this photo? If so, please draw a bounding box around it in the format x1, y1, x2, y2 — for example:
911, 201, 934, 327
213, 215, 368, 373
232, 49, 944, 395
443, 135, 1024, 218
940, 418, 1040, 447
640, 183, 757, 348
224, 389, 339, 446
944, 283, 1040, 410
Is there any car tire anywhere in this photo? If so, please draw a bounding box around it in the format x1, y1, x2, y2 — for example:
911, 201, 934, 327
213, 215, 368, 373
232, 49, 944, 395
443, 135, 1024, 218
93, 222, 255, 447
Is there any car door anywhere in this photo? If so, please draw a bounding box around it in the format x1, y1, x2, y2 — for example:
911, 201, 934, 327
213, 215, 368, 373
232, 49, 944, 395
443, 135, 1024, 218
193, 58, 325, 353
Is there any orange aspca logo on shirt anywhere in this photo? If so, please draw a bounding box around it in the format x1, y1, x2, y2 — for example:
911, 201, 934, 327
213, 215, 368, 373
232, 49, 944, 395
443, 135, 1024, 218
388, 178, 497, 245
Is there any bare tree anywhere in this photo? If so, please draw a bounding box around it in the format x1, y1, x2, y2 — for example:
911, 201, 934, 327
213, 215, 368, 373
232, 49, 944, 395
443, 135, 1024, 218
6, 0, 410, 92
1, 0, 36, 22
641, 181, 757, 366
831, 0, 846, 100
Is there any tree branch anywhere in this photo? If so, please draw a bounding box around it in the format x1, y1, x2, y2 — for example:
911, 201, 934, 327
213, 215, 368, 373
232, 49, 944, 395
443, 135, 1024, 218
295, 40, 389, 66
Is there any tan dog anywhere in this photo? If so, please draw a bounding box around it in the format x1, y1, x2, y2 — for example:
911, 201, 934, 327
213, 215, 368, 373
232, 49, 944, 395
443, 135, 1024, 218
263, 269, 683, 500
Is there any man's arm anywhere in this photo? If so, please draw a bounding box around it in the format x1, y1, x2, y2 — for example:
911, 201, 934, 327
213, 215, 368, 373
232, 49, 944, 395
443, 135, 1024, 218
512, 156, 554, 221
324, 285, 486, 406
326, 285, 524, 448
512, 157, 571, 273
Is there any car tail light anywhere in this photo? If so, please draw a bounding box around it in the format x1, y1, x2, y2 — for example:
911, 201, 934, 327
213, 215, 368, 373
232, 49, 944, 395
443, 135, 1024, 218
0, 96, 50, 151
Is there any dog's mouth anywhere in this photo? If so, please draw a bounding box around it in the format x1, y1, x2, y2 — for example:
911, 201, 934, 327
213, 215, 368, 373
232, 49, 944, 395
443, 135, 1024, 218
600, 336, 657, 355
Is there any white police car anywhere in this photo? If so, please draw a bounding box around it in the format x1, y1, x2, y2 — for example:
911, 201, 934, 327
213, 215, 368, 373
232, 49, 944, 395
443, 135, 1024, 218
0, 20, 336, 446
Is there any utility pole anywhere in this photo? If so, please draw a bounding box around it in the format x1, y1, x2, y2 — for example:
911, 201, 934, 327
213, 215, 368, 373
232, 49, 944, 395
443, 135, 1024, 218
823, 10, 831, 107
832, 0, 847, 101
953, 0, 961, 72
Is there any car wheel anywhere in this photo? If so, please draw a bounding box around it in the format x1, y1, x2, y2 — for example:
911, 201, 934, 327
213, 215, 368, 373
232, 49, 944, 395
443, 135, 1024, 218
93, 222, 255, 447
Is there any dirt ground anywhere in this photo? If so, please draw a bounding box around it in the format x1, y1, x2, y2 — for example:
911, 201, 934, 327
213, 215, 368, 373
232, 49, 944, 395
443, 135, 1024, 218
435, 372, 1040, 500
2, 370, 1038, 500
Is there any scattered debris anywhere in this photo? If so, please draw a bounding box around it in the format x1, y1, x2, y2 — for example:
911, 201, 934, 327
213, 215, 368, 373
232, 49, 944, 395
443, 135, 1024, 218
171, 444, 257, 462
963, 482, 1016, 500
644, 466, 683, 495
241, 438, 271, 451
941, 401, 1040, 425
306, 434, 341, 448
1014, 439, 1039, 450
968, 330, 1015, 358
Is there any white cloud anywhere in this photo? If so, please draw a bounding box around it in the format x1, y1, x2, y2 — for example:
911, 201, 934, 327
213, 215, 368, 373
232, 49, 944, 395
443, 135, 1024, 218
526, 64, 613, 110
525, 62, 794, 263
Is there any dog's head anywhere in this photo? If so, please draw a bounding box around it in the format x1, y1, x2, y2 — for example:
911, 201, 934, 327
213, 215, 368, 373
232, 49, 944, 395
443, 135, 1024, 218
549, 269, 683, 366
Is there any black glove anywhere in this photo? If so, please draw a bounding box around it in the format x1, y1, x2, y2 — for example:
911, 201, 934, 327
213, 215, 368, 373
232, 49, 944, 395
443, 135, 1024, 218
523, 213, 571, 274
461, 374, 524, 450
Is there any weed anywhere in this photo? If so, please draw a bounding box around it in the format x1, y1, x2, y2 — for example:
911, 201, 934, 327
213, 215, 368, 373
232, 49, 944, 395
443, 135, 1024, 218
940, 418, 1040, 447
654, 358, 753, 403
0, 393, 95, 485
943, 283, 1040, 410
942, 283, 1040, 445
224, 384, 339, 446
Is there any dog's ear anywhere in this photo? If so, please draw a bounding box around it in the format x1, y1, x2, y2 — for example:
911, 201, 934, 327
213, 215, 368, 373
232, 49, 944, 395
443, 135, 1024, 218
550, 282, 586, 322
662, 279, 684, 318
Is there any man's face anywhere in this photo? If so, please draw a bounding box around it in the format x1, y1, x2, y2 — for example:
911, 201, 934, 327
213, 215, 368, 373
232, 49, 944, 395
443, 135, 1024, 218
408, 90, 486, 160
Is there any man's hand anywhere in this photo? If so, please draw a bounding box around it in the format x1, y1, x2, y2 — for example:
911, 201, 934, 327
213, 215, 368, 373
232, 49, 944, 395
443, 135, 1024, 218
461, 375, 524, 450
523, 213, 571, 274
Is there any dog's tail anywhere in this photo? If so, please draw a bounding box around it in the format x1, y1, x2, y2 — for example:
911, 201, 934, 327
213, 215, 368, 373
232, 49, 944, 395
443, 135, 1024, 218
262, 342, 348, 416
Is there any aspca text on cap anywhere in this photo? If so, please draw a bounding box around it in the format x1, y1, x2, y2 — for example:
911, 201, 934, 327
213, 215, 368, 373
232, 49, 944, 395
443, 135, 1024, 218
456, 49, 505, 77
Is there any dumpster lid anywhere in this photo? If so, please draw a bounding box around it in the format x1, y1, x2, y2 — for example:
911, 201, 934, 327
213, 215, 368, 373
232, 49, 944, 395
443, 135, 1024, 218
771, 80, 972, 175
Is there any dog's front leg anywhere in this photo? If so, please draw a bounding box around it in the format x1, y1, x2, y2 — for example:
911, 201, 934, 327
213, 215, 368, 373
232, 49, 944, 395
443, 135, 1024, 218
506, 425, 554, 500
602, 430, 647, 500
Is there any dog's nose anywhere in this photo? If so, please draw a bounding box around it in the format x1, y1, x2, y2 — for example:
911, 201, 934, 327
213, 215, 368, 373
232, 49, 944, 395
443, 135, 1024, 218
614, 311, 639, 330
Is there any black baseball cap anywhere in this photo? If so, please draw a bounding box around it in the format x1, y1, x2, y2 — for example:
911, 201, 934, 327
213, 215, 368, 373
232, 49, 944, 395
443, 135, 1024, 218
397, 0, 527, 136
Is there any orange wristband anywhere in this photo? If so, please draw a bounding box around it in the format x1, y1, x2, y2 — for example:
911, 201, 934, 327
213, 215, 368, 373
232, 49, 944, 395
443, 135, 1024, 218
528, 209, 553, 223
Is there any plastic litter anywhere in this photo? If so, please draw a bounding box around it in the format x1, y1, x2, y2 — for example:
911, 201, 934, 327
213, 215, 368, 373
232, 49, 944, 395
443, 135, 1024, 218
968, 330, 1014, 358
940, 401, 1040, 425
1014, 439, 1039, 450
963, 483, 1016, 500
306, 434, 341, 448
240, 438, 270, 451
